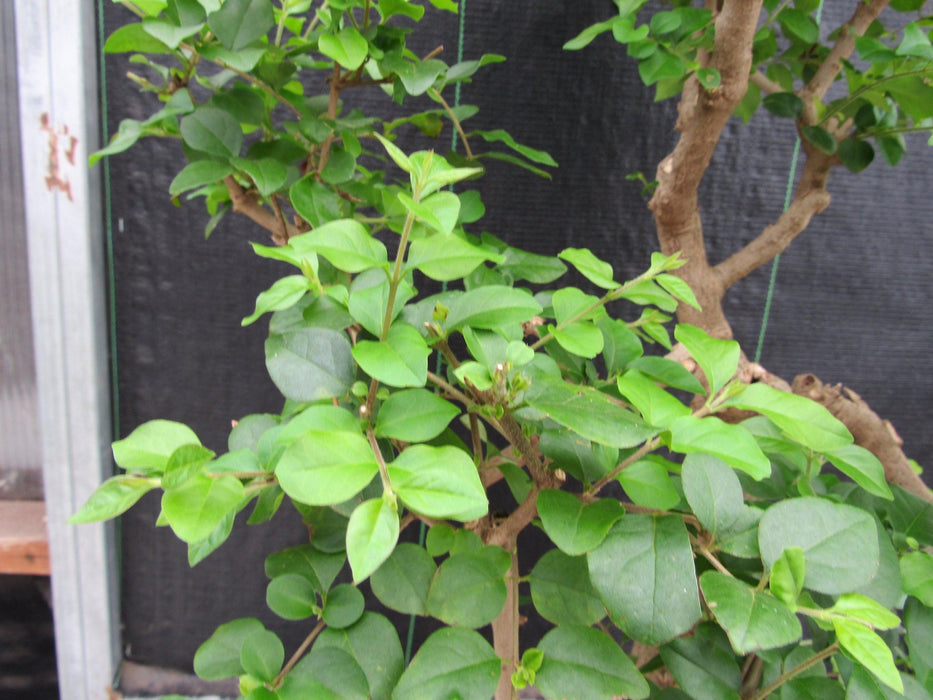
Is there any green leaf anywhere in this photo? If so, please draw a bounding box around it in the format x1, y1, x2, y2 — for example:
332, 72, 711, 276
769, 546, 806, 607
313, 612, 404, 700
699, 572, 802, 653
169, 160, 234, 196
391, 628, 499, 700
90, 119, 144, 167
194, 617, 265, 680
279, 647, 369, 700
264, 544, 344, 593
834, 618, 903, 693
68, 475, 157, 523
724, 382, 853, 453
242, 275, 309, 326
426, 548, 510, 628
627, 355, 705, 394
598, 317, 643, 376
319, 26, 369, 70
112, 419, 201, 473
289, 176, 342, 229
104, 23, 172, 54
537, 490, 625, 556
290, 219, 387, 273
839, 139, 875, 173
140, 19, 203, 49
264, 327, 354, 402
388, 445, 488, 521
558, 247, 617, 289
896, 22, 933, 59
824, 445, 892, 499
471, 129, 557, 166
802, 125, 837, 155
161, 474, 245, 543
759, 498, 879, 594
588, 515, 701, 645
352, 322, 430, 388
828, 593, 900, 630
617, 369, 690, 428
180, 107, 243, 157
524, 377, 655, 449
537, 429, 618, 485
639, 47, 686, 86
207, 0, 274, 50
266, 573, 317, 619
563, 18, 617, 51
900, 552, 933, 606
659, 623, 742, 700
528, 550, 606, 626
275, 430, 378, 506
162, 443, 215, 490
240, 629, 284, 683
674, 324, 739, 397
371, 543, 436, 615
348, 269, 414, 338
374, 389, 459, 442
346, 497, 399, 583
322, 583, 365, 629
656, 273, 700, 309
407, 234, 503, 281
696, 67, 721, 90
681, 454, 744, 537
445, 286, 542, 332
231, 157, 287, 198
535, 626, 649, 700
778, 8, 818, 43
618, 458, 681, 510
763, 92, 804, 119
669, 415, 772, 480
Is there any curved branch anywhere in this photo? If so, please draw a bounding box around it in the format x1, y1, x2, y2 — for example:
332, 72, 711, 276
750, 70, 784, 96
224, 176, 299, 245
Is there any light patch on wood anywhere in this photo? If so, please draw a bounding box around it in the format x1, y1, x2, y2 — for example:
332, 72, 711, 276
39, 111, 76, 201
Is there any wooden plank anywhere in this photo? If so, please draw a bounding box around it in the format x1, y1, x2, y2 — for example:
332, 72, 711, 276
14, 1, 120, 697
0, 501, 50, 575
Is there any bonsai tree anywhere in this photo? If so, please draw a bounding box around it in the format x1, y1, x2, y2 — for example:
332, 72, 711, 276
76, 1, 933, 698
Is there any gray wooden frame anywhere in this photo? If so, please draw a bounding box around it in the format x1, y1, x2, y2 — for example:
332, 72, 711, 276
14, 2, 120, 698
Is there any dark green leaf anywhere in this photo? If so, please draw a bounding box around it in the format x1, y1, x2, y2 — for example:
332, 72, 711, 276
180, 107, 242, 157
763, 92, 804, 119
778, 8, 818, 44
759, 497, 879, 594
391, 628, 499, 700
323, 583, 365, 629
231, 157, 287, 198
802, 125, 837, 155
839, 139, 875, 173
267, 573, 317, 620
279, 647, 369, 700
535, 626, 649, 700
588, 515, 701, 645
659, 624, 741, 700
426, 549, 509, 628
313, 613, 404, 700
618, 458, 681, 510
681, 454, 744, 537
194, 617, 265, 680
290, 176, 343, 228
537, 490, 625, 556
169, 160, 234, 196
207, 0, 274, 50
627, 355, 705, 394
264, 327, 354, 402
240, 629, 284, 683
371, 543, 436, 615
529, 550, 606, 626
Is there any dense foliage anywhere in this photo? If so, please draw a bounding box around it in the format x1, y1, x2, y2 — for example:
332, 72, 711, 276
76, 1, 933, 698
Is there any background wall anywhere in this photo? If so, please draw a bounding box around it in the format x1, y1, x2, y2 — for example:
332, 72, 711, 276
102, 1, 933, 673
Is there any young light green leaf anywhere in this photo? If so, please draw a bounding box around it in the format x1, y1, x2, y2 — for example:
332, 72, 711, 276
319, 26, 369, 70
194, 617, 265, 680
352, 322, 430, 388
529, 550, 606, 626
588, 515, 701, 645
346, 497, 399, 584
371, 543, 436, 616
900, 551, 933, 606
681, 454, 744, 537
769, 546, 806, 607
617, 458, 681, 510
391, 628, 499, 700
388, 445, 488, 521
669, 415, 772, 480
699, 572, 802, 653
426, 548, 509, 628
407, 233, 504, 281
207, 0, 274, 50
471, 129, 557, 166
242, 275, 309, 326
656, 273, 701, 309
68, 475, 157, 523
524, 377, 655, 449
161, 473, 245, 543
112, 419, 201, 473
535, 625, 649, 700
265, 327, 354, 402
104, 23, 173, 54
723, 382, 853, 453
828, 593, 901, 630
240, 629, 284, 683
824, 444, 892, 500
833, 618, 904, 693
374, 389, 459, 442
445, 285, 542, 332
372, 132, 412, 173
275, 430, 378, 507
290, 219, 387, 273
617, 369, 691, 428
759, 498, 879, 594
674, 324, 740, 397
558, 248, 617, 289
536, 490, 625, 556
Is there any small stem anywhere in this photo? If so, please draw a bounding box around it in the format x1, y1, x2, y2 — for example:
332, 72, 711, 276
274, 0, 289, 45
588, 437, 661, 496
366, 428, 392, 491
693, 537, 732, 576
749, 643, 839, 700
206, 470, 270, 480
270, 194, 290, 240
317, 63, 343, 174
273, 620, 326, 688
426, 370, 473, 406
429, 88, 473, 159
469, 413, 483, 464
815, 67, 933, 129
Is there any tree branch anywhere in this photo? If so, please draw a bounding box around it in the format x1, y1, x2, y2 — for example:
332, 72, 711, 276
749, 70, 784, 96
224, 176, 299, 245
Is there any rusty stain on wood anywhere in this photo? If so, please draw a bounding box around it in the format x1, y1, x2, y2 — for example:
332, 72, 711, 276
39, 111, 76, 201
